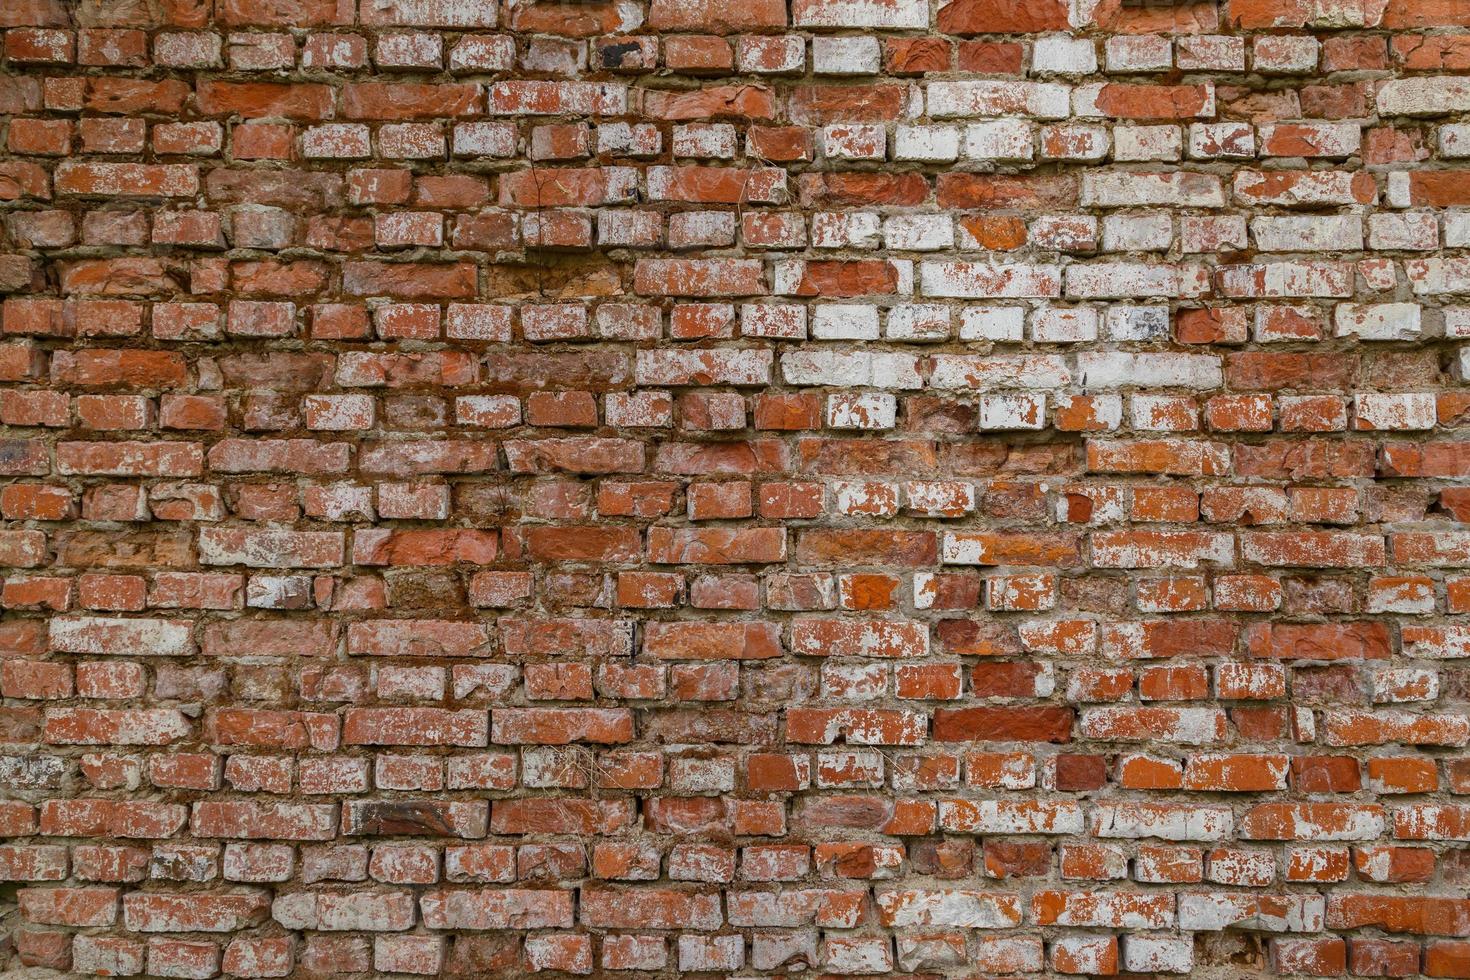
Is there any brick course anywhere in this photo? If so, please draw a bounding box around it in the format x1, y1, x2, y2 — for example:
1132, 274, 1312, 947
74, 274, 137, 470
1, 0, 1470, 976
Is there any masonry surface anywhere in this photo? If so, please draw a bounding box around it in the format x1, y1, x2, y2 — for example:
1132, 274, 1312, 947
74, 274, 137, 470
4, 0, 1470, 976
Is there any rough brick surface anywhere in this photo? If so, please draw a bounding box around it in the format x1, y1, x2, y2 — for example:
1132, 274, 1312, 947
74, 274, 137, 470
1, 0, 1470, 977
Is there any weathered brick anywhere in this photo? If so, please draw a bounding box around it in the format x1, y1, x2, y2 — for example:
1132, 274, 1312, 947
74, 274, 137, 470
0, 4, 1463, 969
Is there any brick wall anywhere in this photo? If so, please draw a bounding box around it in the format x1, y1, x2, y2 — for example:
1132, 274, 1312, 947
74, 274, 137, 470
2, 0, 1470, 975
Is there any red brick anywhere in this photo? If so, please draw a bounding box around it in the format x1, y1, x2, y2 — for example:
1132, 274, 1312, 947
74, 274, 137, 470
0, 5, 1461, 967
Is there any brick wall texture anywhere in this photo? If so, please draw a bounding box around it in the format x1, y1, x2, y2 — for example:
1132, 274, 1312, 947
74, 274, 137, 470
7, 0, 1470, 976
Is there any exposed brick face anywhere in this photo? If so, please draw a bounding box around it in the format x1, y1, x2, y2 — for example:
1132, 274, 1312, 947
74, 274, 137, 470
1, 0, 1470, 975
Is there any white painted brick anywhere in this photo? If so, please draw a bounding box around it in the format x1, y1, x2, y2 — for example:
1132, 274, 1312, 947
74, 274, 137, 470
448, 34, 515, 70
1444, 212, 1470, 247
929, 354, 1070, 390
793, 0, 927, 28
827, 392, 897, 429
1093, 803, 1233, 841
1176, 35, 1245, 71
672, 123, 737, 159
1033, 36, 1097, 76
822, 123, 886, 160
1354, 392, 1437, 430
1251, 215, 1364, 252
1367, 213, 1437, 251
1078, 351, 1223, 389
1334, 302, 1422, 340
1105, 35, 1172, 72
1259, 121, 1359, 158
1113, 124, 1183, 162
1032, 306, 1099, 343
1040, 123, 1109, 160
1442, 123, 1470, 157
1122, 935, 1193, 973
782, 350, 923, 389
883, 214, 953, 251
1131, 394, 1197, 430
1065, 262, 1211, 299
736, 35, 805, 73
812, 35, 880, 75
885, 304, 951, 341
926, 80, 1071, 120
303, 124, 372, 159
1446, 308, 1470, 338
979, 393, 1046, 430
1378, 77, 1470, 116
894, 125, 960, 162
961, 120, 1034, 161
1189, 122, 1255, 159
595, 122, 660, 157
1253, 34, 1319, 73
1101, 214, 1173, 252
920, 261, 1061, 298
812, 211, 881, 249
1082, 171, 1224, 208
811, 304, 881, 341
1105, 305, 1171, 341
741, 304, 807, 339
959, 306, 1026, 341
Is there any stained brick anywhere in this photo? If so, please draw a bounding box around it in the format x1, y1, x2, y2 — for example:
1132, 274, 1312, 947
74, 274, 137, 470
0, 5, 1460, 972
